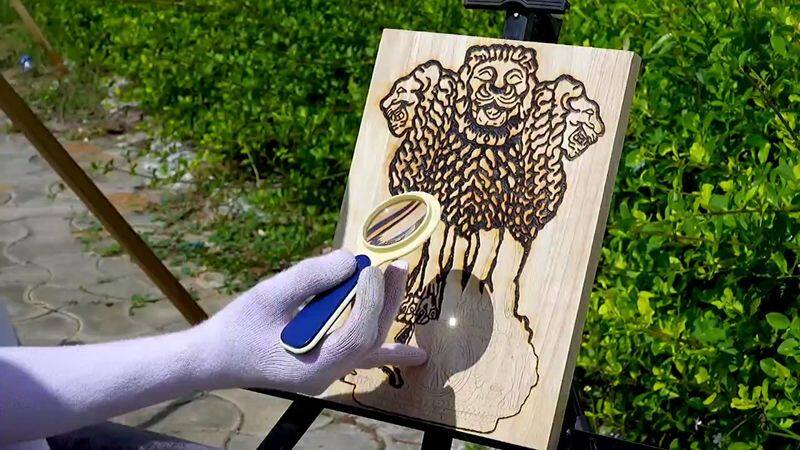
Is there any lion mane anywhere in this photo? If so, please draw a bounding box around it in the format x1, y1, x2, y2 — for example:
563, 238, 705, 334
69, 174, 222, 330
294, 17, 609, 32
502, 75, 605, 304
454, 44, 539, 147
431, 44, 539, 243
521, 74, 604, 231
381, 60, 456, 195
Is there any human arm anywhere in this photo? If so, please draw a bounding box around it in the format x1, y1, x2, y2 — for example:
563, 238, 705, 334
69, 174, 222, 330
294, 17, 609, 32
0, 250, 424, 443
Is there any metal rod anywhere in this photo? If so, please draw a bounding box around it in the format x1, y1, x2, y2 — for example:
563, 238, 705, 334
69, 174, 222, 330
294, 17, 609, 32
421, 430, 453, 449
257, 398, 323, 450
568, 428, 662, 450
503, 8, 563, 43
249, 388, 533, 450
525, 11, 563, 43
0, 74, 208, 325
503, 9, 530, 41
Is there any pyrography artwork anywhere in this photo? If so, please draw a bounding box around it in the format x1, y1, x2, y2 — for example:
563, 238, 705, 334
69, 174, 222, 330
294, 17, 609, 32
325, 30, 639, 450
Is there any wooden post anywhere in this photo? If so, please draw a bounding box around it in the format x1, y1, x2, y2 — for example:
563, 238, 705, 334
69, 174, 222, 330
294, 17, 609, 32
9, 0, 69, 76
0, 74, 208, 325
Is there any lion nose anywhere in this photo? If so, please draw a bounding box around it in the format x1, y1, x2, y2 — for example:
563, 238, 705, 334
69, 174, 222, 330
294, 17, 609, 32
380, 98, 390, 110
595, 117, 606, 135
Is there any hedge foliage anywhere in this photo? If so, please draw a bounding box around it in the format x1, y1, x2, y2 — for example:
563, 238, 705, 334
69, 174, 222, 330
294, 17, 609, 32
567, 3, 800, 449
20, 1, 800, 448
26, 0, 501, 282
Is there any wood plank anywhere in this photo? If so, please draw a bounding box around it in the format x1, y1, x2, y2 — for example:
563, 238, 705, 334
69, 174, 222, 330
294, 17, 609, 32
323, 29, 639, 449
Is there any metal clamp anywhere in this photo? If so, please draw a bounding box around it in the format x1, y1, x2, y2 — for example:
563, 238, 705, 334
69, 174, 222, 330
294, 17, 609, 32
464, 0, 569, 42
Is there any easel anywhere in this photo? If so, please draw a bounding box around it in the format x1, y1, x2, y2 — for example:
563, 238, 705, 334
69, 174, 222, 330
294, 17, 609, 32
259, 2, 658, 449
0, 1, 659, 449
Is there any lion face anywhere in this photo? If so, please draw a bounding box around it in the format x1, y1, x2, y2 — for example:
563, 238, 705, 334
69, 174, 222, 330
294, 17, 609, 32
562, 95, 605, 160
467, 59, 531, 128
381, 75, 423, 137
456, 45, 538, 145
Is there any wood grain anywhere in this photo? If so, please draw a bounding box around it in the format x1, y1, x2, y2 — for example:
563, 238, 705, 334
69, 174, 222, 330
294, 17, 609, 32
324, 29, 639, 450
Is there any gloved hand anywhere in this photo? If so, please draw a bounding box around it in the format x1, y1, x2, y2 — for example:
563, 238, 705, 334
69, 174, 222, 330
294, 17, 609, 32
0, 250, 425, 444
192, 249, 426, 394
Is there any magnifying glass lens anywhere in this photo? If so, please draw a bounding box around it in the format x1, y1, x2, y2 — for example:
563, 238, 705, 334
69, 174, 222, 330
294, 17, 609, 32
364, 199, 428, 247
282, 193, 439, 354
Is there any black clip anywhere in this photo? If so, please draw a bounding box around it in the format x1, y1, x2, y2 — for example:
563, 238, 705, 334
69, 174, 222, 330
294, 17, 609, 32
464, 0, 570, 43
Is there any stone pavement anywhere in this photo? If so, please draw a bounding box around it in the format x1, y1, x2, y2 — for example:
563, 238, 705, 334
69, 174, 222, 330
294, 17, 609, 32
0, 129, 469, 449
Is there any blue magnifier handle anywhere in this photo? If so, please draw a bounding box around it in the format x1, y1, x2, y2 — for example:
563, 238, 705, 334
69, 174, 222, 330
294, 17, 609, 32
280, 254, 372, 354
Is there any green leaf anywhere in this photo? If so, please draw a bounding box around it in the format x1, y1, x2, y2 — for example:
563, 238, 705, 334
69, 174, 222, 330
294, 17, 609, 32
731, 397, 757, 410
777, 338, 799, 357
637, 291, 655, 324
776, 361, 791, 378
693, 313, 726, 344
791, 317, 800, 339
646, 33, 673, 55
758, 142, 771, 164
767, 312, 791, 330
770, 252, 788, 274
771, 35, 788, 56
699, 183, 713, 208
728, 443, 752, 450
709, 194, 729, 212
695, 367, 710, 384
761, 358, 791, 378
760, 358, 779, 378
689, 141, 707, 164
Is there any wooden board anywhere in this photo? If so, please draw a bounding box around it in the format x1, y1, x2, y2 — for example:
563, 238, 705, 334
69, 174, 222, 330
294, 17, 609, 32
323, 29, 640, 450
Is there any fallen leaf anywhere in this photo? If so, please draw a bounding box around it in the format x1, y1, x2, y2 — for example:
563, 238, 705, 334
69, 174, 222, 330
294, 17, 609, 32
107, 192, 151, 213
64, 142, 114, 164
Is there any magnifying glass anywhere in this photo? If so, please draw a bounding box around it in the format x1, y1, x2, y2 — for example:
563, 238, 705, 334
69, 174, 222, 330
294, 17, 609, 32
280, 191, 441, 354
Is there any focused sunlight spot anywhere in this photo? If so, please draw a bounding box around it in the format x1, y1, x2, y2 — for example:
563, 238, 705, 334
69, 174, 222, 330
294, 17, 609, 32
448, 316, 457, 328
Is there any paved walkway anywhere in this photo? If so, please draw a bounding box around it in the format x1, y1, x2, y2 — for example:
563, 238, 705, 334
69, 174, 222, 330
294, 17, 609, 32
0, 125, 445, 449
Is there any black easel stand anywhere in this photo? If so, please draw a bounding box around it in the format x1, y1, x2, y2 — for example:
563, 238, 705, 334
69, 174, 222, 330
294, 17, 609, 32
465, 0, 566, 42
258, 2, 661, 448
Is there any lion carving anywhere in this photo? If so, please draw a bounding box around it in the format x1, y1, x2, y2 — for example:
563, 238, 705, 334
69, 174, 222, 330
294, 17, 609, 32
349, 44, 606, 432
380, 60, 456, 196
436, 44, 540, 289
509, 75, 606, 288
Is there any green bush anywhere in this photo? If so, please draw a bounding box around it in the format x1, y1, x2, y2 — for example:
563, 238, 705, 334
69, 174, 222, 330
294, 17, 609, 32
33, 0, 497, 208
22, 0, 800, 448
26, 0, 498, 285
566, 2, 800, 449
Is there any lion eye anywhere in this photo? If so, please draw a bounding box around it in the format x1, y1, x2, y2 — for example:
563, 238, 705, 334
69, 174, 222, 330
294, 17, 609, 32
397, 87, 406, 94
505, 70, 524, 85
476, 68, 495, 82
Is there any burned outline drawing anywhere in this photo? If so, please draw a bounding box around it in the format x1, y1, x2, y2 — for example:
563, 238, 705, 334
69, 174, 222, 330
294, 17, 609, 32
345, 43, 606, 432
